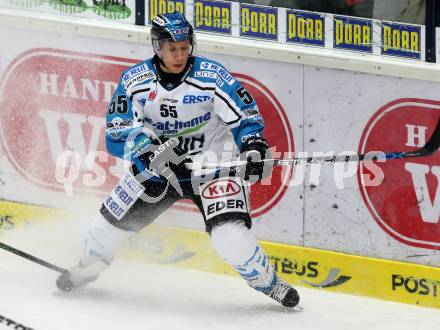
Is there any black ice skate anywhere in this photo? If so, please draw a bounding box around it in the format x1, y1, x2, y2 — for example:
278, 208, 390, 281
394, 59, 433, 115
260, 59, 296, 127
56, 259, 109, 292
266, 278, 300, 308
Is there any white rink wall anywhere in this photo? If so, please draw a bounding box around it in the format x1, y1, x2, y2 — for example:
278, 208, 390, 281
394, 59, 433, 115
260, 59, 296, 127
1, 8, 440, 267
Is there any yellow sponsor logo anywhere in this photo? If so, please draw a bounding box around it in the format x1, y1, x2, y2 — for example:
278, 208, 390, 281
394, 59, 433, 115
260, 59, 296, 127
287, 13, 323, 42
241, 7, 276, 37
118, 221, 440, 309
334, 18, 371, 48
392, 274, 440, 298
149, 0, 184, 23
383, 26, 419, 53
195, 1, 230, 31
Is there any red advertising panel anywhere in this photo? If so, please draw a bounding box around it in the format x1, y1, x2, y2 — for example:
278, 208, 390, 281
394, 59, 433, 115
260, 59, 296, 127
358, 99, 440, 250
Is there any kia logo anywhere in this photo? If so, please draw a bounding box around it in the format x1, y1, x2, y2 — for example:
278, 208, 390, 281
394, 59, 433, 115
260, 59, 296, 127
202, 179, 241, 199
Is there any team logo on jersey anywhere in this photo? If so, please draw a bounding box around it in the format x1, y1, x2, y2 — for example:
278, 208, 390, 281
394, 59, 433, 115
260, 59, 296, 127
358, 99, 440, 250
106, 117, 133, 139
107, 117, 132, 127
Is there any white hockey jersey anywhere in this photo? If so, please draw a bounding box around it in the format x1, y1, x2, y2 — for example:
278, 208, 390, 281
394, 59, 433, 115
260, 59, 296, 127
106, 55, 265, 180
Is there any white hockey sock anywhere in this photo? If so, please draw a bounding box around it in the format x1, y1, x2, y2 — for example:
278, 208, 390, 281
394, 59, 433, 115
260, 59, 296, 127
80, 212, 134, 267
210, 221, 277, 293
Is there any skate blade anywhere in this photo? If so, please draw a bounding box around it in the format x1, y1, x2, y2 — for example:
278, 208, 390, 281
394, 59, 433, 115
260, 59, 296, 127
292, 305, 304, 312
280, 304, 304, 312
52, 286, 88, 297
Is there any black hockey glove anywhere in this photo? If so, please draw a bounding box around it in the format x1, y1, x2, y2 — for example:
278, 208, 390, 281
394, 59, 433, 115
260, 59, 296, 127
138, 136, 190, 180
240, 136, 272, 183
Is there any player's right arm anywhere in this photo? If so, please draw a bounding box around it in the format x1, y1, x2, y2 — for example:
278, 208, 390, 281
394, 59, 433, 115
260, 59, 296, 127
105, 74, 152, 164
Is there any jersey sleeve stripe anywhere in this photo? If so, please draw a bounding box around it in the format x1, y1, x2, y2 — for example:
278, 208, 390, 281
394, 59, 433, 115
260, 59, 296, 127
184, 79, 216, 91
129, 87, 151, 101
214, 91, 242, 124
185, 77, 240, 125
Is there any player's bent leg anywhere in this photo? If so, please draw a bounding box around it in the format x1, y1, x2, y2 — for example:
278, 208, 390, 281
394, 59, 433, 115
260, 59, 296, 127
56, 212, 134, 292
210, 221, 299, 308
57, 172, 181, 292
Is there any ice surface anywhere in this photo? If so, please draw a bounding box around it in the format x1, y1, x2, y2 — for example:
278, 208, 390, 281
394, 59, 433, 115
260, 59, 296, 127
0, 250, 438, 330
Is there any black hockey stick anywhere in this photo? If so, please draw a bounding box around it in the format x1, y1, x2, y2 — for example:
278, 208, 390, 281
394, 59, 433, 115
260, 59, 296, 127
0, 241, 67, 274
186, 118, 440, 171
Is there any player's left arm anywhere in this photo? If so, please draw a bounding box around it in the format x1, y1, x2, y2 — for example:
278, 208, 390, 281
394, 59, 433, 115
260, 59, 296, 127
212, 66, 267, 144
213, 67, 271, 180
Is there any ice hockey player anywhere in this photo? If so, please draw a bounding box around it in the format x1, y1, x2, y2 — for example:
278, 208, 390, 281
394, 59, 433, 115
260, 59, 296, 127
56, 12, 299, 308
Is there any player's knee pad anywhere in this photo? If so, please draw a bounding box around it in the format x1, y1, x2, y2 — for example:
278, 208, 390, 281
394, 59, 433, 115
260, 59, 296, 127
205, 214, 252, 234
210, 221, 275, 291
210, 221, 258, 265
81, 212, 133, 266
